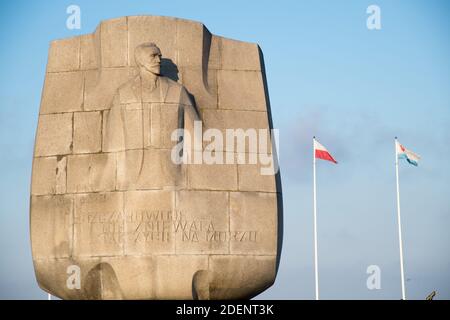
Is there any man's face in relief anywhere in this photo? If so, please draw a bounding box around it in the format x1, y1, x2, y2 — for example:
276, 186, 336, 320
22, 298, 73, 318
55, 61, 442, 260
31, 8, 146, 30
136, 44, 162, 75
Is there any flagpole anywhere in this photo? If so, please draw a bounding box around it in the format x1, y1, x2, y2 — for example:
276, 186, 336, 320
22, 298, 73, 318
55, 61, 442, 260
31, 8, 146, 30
48, 293, 51, 300
313, 137, 319, 300
395, 137, 406, 300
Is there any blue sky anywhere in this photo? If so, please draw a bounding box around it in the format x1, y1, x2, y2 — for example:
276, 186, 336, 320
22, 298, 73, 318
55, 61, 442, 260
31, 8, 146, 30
0, 0, 449, 299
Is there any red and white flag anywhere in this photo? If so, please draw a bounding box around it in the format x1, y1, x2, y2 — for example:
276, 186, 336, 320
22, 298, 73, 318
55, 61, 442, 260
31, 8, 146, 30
314, 138, 337, 164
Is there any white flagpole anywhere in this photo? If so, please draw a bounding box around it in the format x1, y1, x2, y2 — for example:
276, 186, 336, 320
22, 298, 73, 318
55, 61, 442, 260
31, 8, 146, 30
395, 137, 406, 300
48, 293, 51, 300
313, 137, 319, 300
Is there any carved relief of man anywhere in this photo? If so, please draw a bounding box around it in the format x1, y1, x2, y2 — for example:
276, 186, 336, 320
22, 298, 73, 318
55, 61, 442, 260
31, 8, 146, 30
103, 42, 199, 189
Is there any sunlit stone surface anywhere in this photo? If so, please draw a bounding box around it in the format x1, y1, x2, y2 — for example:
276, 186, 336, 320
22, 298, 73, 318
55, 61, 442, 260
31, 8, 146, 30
31, 15, 282, 300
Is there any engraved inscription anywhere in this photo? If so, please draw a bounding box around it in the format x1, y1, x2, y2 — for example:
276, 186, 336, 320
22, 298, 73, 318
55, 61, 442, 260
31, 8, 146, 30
76, 209, 258, 245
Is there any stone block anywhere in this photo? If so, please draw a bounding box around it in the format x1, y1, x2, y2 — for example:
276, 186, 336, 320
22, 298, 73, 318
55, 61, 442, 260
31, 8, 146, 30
31, 157, 56, 195
31, 156, 67, 195
80, 34, 98, 70
155, 255, 208, 299
116, 149, 184, 190
218, 70, 266, 111
67, 153, 116, 193
180, 67, 217, 110
102, 107, 144, 151
203, 109, 269, 132
221, 37, 261, 71
73, 192, 124, 257
47, 37, 80, 72
84, 68, 133, 111
100, 17, 128, 67
176, 19, 204, 68
238, 154, 277, 192
208, 35, 221, 70
188, 161, 237, 191
35, 113, 73, 157
229, 192, 277, 255
40, 72, 84, 114
56, 156, 68, 194
209, 255, 276, 299
174, 190, 229, 254
103, 256, 156, 299
30, 195, 73, 259
123, 190, 176, 254
73, 111, 102, 153
202, 109, 270, 154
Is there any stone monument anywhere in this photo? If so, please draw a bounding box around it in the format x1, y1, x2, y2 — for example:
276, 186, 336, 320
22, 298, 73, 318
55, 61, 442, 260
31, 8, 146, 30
30, 16, 282, 299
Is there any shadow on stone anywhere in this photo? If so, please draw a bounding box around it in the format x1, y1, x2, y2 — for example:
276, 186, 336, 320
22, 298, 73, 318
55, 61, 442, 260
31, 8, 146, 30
258, 46, 284, 276
161, 58, 179, 82
192, 269, 213, 300
83, 263, 123, 300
